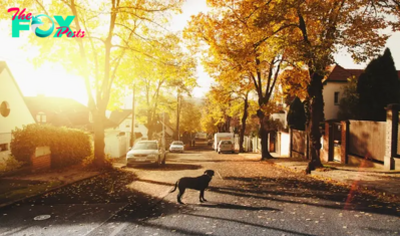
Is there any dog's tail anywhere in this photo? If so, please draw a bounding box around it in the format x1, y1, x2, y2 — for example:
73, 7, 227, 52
170, 181, 178, 193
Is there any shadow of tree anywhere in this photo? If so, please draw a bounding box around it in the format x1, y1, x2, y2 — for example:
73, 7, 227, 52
128, 163, 203, 171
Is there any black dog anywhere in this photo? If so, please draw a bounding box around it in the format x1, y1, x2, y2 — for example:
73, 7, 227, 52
170, 170, 215, 204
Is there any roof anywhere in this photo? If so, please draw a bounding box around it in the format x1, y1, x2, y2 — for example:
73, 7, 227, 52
323, 64, 363, 83
24, 96, 90, 127
324, 64, 400, 83
0, 61, 36, 122
105, 110, 131, 129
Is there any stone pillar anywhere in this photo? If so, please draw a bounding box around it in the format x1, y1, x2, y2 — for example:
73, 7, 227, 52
289, 128, 293, 158
340, 120, 349, 164
384, 104, 400, 170
321, 122, 330, 162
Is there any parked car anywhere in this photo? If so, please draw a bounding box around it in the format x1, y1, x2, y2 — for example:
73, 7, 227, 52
169, 141, 185, 153
126, 140, 166, 167
218, 140, 234, 154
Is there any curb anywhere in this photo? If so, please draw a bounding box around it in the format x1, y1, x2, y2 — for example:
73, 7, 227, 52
0, 171, 107, 210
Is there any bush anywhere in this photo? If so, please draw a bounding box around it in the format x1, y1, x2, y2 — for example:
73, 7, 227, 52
0, 155, 24, 173
10, 124, 92, 168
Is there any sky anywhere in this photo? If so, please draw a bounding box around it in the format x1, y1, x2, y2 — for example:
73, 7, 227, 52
1, 0, 400, 105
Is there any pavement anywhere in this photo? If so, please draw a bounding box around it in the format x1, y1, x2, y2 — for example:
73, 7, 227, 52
0, 165, 101, 208
241, 153, 400, 197
0, 149, 399, 235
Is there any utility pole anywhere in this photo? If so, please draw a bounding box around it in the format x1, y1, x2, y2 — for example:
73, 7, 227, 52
176, 89, 181, 140
130, 84, 135, 147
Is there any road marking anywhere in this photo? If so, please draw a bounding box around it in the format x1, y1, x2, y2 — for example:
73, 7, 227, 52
216, 171, 224, 180
82, 203, 129, 236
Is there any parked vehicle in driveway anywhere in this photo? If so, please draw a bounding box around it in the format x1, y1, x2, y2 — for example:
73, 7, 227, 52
126, 140, 166, 167
218, 140, 234, 154
169, 141, 185, 153
213, 132, 234, 151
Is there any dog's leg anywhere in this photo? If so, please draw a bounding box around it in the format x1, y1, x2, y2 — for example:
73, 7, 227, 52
177, 187, 185, 204
199, 190, 207, 202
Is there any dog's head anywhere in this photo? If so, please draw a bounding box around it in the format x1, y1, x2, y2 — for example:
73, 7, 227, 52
204, 170, 215, 178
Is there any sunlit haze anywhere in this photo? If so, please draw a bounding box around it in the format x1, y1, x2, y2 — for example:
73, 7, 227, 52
1, 0, 399, 105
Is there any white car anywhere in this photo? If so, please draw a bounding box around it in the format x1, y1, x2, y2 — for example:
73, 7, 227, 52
126, 140, 166, 167
218, 140, 234, 154
169, 141, 185, 153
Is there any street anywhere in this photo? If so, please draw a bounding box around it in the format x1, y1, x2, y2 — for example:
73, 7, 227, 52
0, 148, 399, 236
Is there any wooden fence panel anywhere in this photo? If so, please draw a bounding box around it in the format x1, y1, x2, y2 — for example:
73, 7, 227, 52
348, 120, 386, 162
292, 129, 306, 155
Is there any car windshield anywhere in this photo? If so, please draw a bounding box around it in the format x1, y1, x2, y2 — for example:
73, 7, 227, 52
132, 142, 157, 150
172, 141, 183, 145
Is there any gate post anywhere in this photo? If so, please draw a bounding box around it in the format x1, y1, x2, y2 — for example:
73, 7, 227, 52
384, 104, 400, 170
340, 120, 349, 164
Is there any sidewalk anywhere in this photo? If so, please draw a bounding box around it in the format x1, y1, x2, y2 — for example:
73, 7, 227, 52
0, 165, 102, 208
239, 153, 400, 196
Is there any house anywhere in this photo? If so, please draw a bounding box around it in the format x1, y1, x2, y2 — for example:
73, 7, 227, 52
322, 64, 400, 120
104, 110, 148, 158
24, 95, 91, 129
0, 61, 35, 162
322, 64, 364, 120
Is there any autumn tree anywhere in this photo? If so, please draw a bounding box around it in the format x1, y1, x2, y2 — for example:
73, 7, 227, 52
185, 2, 292, 159
338, 76, 359, 120
239, 0, 400, 171
1, 0, 185, 166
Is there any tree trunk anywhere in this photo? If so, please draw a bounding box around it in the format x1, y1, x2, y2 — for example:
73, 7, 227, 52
257, 110, 273, 160
93, 110, 105, 166
305, 72, 324, 171
239, 96, 249, 153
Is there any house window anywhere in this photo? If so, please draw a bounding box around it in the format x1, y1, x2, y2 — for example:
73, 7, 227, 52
0, 143, 8, 152
334, 92, 340, 105
0, 101, 10, 117
36, 112, 46, 123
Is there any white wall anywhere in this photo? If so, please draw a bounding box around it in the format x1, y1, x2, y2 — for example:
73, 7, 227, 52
323, 83, 345, 120
119, 117, 148, 138
0, 68, 35, 161
104, 129, 129, 158
271, 112, 287, 128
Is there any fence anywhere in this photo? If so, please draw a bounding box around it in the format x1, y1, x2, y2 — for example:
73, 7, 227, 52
290, 129, 308, 159
348, 120, 386, 162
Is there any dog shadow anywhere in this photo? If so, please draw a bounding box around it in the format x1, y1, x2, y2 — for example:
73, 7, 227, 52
194, 202, 279, 211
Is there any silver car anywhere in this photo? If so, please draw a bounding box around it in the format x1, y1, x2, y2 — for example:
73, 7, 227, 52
169, 141, 185, 153
126, 140, 166, 167
218, 140, 234, 154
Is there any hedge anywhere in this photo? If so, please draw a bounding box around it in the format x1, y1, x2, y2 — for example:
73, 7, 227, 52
10, 124, 92, 168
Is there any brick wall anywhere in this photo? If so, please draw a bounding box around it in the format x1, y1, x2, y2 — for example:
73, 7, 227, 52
31, 146, 51, 170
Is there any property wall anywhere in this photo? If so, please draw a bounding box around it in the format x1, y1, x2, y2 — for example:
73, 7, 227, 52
0, 68, 35, 163
348, 120, 386, 162
104, 129, 129, 158
323, 83, 345, 120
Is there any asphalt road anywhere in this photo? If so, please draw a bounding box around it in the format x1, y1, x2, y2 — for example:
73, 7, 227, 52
0, 147, 399, 236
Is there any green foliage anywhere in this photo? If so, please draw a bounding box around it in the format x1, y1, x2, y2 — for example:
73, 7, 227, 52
0, 155, 24, 173
357, 48, 400, 121
10, 124, 92, 168
338, 76, 359, 120
287, 97, 306, 130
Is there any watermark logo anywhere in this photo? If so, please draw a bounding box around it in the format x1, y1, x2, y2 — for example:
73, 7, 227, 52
8, 7, 85, 38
